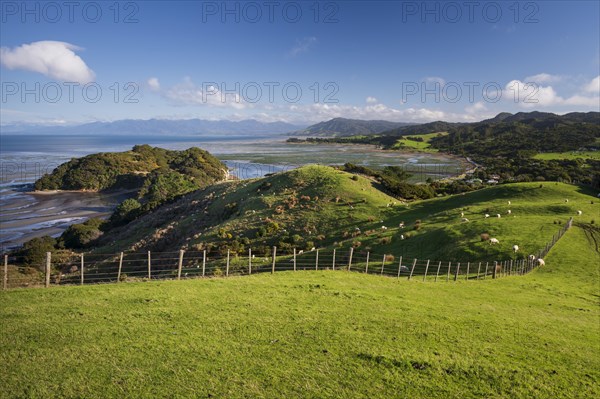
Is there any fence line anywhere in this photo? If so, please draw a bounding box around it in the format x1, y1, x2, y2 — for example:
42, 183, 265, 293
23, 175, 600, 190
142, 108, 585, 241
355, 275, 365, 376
1, 219, 573, 290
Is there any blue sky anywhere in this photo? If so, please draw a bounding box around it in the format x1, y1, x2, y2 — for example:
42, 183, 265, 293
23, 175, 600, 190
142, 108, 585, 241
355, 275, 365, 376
1, 0, 599, 125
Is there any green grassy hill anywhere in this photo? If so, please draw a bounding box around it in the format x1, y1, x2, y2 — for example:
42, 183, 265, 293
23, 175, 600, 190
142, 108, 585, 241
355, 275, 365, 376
1, 224, 598, 398
88, 165, 598, 265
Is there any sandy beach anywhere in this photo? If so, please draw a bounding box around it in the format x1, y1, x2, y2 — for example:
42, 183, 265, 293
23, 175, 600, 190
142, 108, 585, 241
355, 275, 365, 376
0, 187, 131, 252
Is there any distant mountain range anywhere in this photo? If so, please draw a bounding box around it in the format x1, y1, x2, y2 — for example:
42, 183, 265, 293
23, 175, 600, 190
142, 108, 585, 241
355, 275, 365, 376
3, 112, 598, 138
289, 118, 415, 137
1, 119, 307, 136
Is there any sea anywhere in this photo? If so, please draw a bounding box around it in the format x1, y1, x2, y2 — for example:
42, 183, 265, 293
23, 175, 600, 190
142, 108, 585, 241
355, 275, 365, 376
0, 134, 464, 251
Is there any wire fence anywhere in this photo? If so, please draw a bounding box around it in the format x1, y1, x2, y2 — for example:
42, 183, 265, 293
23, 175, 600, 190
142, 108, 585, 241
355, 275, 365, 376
2, 218, 573, 290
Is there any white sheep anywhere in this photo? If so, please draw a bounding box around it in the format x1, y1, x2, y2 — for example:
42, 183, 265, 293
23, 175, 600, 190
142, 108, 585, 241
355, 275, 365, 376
577, 210, 582, 215
565, 199, 569, 203
507, 210, 511, 215
497, 214, 502, 218
513, 245, 519, 252
537, 258, 545, 266
485, 214, 490, 218
460, 212, 465, 217
399, 222, 405, 228
298, 250, 304, 255
400, 234, 405, 240
310, 247, 316, 251
508, 201, 511, 205
489, 238, 500, 245
461, 218, 469, 222
381, 226, 388, 230
528, 254, 536, 261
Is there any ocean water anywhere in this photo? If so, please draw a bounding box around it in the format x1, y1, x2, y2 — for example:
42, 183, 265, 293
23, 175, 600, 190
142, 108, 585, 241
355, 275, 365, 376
0, 134, 464, 251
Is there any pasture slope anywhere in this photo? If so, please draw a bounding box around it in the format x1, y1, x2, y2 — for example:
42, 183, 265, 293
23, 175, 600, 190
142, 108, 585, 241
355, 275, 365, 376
1, 222, 599, 397
86, 165, 597, 264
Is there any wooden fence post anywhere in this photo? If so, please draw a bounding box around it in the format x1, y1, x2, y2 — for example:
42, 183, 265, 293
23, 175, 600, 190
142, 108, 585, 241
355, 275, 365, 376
476, 262, 482, 280
248, 248, 252, 275
347, 247, 354, 271
423, 260, 430, 282
465, 262, 470, 281
271, 246, 276, 274
226, 249, 230, 277
117, 252, 124, 282
484, 262, 489, 279
446, 262, 451, 282
147, 251, 152, 280
434, 261, 442, 282
454, 262, 460, 281
202, 250, 206, 277
80, 253, 84, 285
177, 250, 184, 280
332, 249, 336, 270
365, 252, 370, 274
45, 252, 51, 288
408, 259, 417, 280
293, 248, 296, 271
380, 254, 386, 275
315, 249, 319, 271
396, 256, 403, 279
3, 254, 8, 290
492, 262, 497, 279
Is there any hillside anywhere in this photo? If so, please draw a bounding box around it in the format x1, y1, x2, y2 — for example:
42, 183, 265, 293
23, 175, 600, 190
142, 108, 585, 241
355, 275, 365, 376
1, 223, 598, 398
65, 165, 598, 266
291, 118, 414, 137
34, 145, 226, 208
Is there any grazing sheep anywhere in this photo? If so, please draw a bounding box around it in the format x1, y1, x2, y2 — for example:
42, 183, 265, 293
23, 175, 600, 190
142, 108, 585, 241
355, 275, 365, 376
399, 222, 405, 228
355, 227, 361, 231
399, 265, 410, 273
507, 210, 511, 215
485, 214, 490, 218
577, 210, 582, 215
528, 254, 536, 261
508, 201, 511, 205
381, 226, 388, 230
513, 245, 519, 252
298, 250, 304, 255
497, 214, 502, 218
310, 247, 316, 251
537, 258, 545, 266
461, 218, 470, 222
460, 212, 465, 217
400, 234, 405, 240
565, 199, 569, 203
489, 238, 500, 245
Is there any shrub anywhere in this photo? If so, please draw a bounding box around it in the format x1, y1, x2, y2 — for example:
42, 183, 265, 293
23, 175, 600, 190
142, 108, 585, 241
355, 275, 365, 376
380, 237, 392, 245
352, 240, 362, 248
385, 254, 395, 262
480, 233, 490, 241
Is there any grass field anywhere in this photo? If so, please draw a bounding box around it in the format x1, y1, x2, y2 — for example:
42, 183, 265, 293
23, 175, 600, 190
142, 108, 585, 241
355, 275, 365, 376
1, 224, 598, 398
533, 151, 600, 161
391, 132, 448, 152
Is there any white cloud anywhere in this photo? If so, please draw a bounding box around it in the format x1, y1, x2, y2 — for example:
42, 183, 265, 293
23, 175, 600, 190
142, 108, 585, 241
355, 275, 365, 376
583, 75, 600, 94
288, 37, 317, 57
504, 79, 599, 108
147, 77, 160, 91
366, 96, 378, 104
423, 76, 446, 85
524, 73, 562, 84
164, 77, 247, 109
0, 41, 95, 84
465, 101, 487, 114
